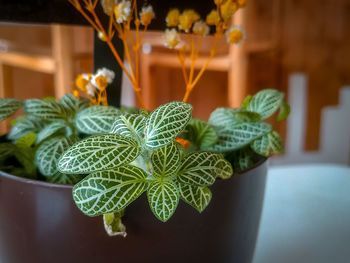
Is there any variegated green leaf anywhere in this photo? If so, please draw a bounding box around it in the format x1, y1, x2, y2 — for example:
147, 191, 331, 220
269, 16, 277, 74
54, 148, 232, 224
24, 99, 68, 120
63, 94, 89, 112
209, 108, 261, 127
206, 122, 272, 152
60, 94, 79, 113
209, 108, 238, 128
147, 179, 179, 222
75, 106, 120, 134
35, 136, 76, 176
276, 101, 290, 122
251, 130, 283, 157
109, 113, 146, 141
231, 109, 262, 123
215, 156, 233, 179
73, 165, 148, 216
0, 98, 23, 122
7, 118, 46, 141
225, 147, 255, 173
185, 118, 218, 148
144, 101, 192, 150
36, 121, 67, 144
58, 134, 141, 174
60, 94, 89, 119
178, 184, 212, 212
247, 89, 284, 119
47, 172, 83, 185
177, 151, 227, 186
151, 142, 181, 177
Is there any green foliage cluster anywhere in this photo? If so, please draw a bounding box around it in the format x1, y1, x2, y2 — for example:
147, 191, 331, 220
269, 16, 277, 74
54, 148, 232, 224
182, 89, 290, 173
57, 101, 232, 222
0, 95, 89, 183
0, 89, 289, 229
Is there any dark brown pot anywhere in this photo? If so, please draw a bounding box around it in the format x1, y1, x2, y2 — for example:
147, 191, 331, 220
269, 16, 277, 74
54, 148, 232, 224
0, 159, 267, 263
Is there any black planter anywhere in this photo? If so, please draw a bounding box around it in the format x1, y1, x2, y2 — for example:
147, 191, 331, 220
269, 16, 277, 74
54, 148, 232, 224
0, 159, 267, 263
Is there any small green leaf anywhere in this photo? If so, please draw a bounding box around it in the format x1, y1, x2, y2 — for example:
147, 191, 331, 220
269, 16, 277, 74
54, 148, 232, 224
119, 106, 149, 117
251, 130, 283, 157
276, 101, 290, 122
16, 132, 36, 149
247, 89, 284, 119
103, 211, 127, 237
13, 135, 36, 176
35, 136, 76, 176
144, 101, 192, 150
206, 122, 272, 152
60, 94, 78, 112
43, 96, 57, 102
177, 151, 225, 186
185, 118, 218, 148
120, 105, 141, 114
47, 172, 82, 185
7, 118, 46, 141
10, 115, 27, 127
73, 165, 148, 216
0, 143, 17, 161
60, 94, 89, 115
178, 183, 212, 212
36, 122, 67, 144
139, 109, 149, 117
231, 109, 262, 123
241, 95, 252, 109
209, 108, 261, 127
58, 134, 141, 174
24, 99, 68, 120
147, 179, 179, 222
151, 142, 181, 177
0, 98, 23, 122
215, 156, 233, 179
75, 105, 120, 134
59, 94, 79, 118
109, 113, 146, 141
209, 108, 238, 128
225, 147, 255, 173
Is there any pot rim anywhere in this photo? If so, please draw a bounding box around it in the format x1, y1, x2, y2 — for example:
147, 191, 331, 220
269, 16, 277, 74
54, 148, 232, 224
0, 158, 267, 189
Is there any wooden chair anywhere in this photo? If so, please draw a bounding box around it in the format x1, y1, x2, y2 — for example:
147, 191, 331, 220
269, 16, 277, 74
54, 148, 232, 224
0, 24, 93, 134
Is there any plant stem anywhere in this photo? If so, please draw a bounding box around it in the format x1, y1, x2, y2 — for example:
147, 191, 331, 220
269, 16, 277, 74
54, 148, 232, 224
188, 35, 195, 85
182, 32, 222, 102
177, 50, 188, 85
70, 0, 146, 109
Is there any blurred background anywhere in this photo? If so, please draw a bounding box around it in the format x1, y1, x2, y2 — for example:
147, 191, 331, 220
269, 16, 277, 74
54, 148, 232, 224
0, 0, 349, 165
0, 1, 349, 263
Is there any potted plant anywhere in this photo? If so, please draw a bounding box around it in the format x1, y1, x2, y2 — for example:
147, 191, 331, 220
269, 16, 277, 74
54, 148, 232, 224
0, 0, 290, 263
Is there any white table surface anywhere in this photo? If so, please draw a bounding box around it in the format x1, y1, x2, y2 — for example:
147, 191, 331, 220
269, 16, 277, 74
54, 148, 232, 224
253, 164, 350, 263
